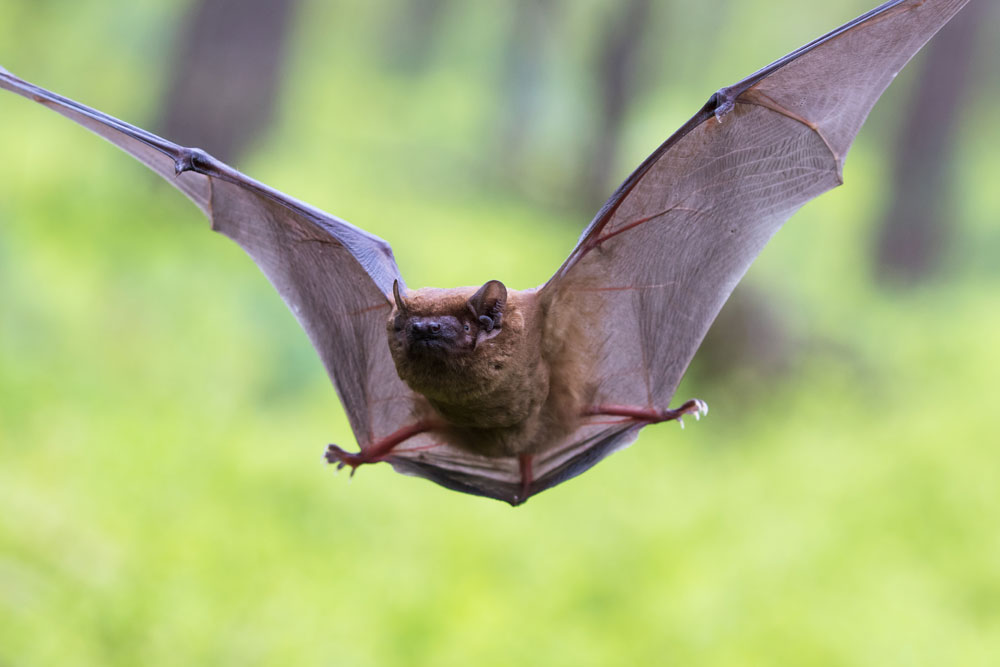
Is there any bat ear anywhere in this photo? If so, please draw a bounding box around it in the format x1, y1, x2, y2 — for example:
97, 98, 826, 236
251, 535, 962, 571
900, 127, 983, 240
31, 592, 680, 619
392, 279, 409, 314
467, 280, 507, 333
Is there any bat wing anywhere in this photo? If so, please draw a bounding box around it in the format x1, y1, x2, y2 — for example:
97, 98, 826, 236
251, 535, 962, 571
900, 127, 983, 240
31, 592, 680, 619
517, 0, 970, 500
0, 67, 416, 448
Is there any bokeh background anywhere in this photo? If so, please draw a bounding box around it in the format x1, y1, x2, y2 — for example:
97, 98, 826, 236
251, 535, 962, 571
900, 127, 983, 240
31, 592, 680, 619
1, 0, 999, 664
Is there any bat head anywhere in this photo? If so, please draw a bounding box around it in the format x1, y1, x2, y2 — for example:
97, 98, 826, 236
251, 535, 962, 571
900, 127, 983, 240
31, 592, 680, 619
386, 279, 540, 415
390, 280, 506, 360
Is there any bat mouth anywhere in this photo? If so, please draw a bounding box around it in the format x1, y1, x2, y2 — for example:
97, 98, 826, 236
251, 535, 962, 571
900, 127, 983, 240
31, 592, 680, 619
408, 337, 452, 355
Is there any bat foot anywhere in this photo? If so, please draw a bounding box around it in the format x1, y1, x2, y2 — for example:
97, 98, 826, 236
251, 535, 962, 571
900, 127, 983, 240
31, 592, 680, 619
670, 398, 708, 429
585, 398, 708, 427
323, 420, 439, 475
324, 444, 372, 475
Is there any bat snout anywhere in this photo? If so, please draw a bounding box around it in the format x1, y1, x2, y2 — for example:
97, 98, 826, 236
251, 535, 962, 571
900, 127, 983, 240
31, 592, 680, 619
404, 315, 471, 356
407, 318, 457, 352
409, 319, 444, 339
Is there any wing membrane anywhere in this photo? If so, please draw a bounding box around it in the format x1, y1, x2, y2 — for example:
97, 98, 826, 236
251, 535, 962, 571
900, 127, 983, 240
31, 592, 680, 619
543, 0, 969, 414
0, 67, 413, 445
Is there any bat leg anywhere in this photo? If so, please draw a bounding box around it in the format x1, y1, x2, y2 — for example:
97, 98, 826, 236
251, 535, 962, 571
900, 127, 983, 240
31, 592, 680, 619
324, 420, 437, 474
585, 398, 708, 428
516, 453, 534, 505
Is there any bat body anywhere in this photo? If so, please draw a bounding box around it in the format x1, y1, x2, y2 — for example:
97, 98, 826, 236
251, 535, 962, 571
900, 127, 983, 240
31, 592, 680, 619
386, 284, 569, 457
0, 0, 971, 505
371, 279, 702, 500
381, 282, 617, 455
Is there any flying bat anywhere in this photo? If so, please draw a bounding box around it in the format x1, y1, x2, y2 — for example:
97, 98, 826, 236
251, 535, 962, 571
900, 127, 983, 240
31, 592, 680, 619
0, 0, 971, 505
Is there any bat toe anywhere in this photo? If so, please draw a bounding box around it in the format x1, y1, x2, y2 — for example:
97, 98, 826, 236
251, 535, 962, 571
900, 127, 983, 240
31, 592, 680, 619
324, 443, 361, 470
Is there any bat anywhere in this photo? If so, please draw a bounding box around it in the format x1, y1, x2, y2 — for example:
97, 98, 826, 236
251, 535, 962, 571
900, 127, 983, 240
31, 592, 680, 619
0, 0, 971, 505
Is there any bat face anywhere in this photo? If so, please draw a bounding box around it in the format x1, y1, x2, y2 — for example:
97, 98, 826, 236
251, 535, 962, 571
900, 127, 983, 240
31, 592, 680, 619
388, 280, 503, 363
394, 312, 477, 358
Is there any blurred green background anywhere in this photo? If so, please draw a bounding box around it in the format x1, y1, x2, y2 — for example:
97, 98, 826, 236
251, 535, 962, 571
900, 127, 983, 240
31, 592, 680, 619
1, 0, 999, 664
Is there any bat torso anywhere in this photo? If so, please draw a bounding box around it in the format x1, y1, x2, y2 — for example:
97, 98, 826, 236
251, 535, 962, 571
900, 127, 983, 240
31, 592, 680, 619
387, 285, 595, 457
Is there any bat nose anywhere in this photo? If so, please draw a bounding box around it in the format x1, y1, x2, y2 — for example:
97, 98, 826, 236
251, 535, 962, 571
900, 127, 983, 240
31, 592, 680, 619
410, 320, 443, 338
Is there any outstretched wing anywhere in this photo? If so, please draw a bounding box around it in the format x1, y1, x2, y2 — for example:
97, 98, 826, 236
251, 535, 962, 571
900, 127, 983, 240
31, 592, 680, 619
0, 67, 415, 447
514, 0, 969, 501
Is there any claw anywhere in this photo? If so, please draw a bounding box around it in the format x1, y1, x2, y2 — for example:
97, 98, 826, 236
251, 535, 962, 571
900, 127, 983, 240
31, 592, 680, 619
325, 443, 365, 470
674, 398, 709, 429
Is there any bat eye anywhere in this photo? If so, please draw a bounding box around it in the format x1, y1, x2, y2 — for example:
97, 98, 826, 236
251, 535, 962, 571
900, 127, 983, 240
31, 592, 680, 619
463, 323, 471, 332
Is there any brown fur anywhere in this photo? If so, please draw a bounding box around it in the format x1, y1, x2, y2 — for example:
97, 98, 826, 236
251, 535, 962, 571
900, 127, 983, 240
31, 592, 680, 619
386, 284, 597, 457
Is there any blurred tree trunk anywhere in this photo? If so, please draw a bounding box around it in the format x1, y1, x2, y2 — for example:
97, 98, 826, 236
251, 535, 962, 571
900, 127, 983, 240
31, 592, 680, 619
874, 1, 985, 285
580, 0, 651, 210
159, 0, 300, 163
498, 0, 558, 183
381, 0, 450, 74
693, 284, 794, 386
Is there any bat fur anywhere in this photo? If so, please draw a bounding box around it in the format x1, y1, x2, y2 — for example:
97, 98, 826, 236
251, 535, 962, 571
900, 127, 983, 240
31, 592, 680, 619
388, 283, 598, 458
